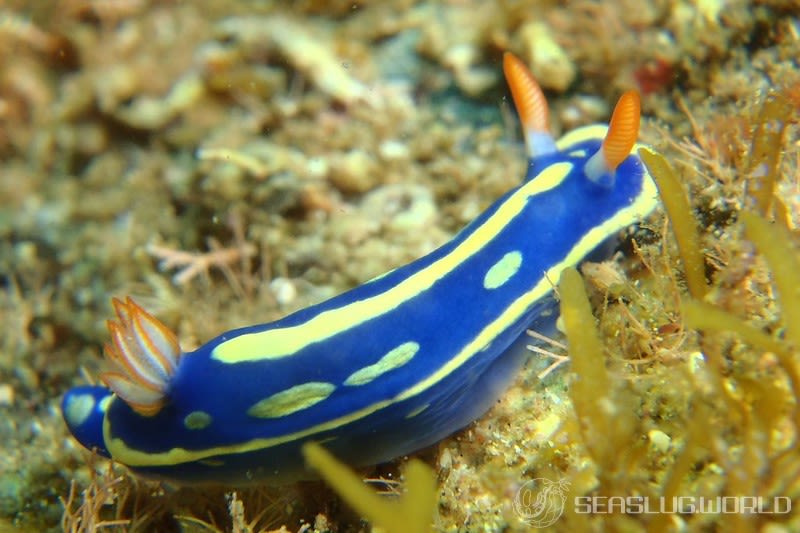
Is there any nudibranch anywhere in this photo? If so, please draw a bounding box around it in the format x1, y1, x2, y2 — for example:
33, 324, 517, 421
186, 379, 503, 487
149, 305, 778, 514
62, 53, 658, 485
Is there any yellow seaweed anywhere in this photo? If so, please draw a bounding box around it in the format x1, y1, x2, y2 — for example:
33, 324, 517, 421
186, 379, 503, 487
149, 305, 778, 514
682, 298, 784, 359
639, 147, 707, 300
745, 93, 792, 216
558, 267, 636, 474
302, 441, 437, 533
679, 210, 800, 422
741, 211, 800, 347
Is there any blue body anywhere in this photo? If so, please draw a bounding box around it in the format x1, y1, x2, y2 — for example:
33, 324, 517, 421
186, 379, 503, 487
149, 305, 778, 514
63, 129, 657, 485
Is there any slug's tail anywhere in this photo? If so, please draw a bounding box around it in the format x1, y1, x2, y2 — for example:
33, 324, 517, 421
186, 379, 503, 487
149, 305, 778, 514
100, 297, 182, 416
62, 385, 113, 458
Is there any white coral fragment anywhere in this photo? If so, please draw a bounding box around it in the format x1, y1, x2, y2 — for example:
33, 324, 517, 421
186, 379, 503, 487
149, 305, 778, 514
518, 21, 576, 93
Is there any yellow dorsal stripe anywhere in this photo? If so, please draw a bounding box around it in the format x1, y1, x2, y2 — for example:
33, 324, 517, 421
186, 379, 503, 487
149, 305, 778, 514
212, 162, 573, 364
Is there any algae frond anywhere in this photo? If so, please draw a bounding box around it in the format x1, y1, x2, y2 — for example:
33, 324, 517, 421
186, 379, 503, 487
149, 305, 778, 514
639, 147, 707, 300
745, 93, 793, 217
302, 442, 437, 533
